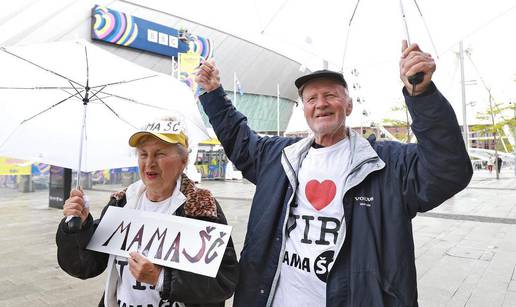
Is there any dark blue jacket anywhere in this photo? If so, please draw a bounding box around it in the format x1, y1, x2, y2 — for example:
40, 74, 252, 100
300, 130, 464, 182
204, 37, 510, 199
200, 84, 472, 307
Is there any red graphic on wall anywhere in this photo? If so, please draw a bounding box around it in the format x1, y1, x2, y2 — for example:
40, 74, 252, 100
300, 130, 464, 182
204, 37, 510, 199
305, 180, 336, 211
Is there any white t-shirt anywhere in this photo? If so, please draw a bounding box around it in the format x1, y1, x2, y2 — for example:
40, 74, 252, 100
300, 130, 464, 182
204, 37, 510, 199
115, 178, 186, 307
273, 138, 351, 307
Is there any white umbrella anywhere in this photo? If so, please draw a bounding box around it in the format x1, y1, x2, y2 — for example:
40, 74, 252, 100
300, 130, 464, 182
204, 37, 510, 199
0, 40, 209, 173
135, 0, 516, 126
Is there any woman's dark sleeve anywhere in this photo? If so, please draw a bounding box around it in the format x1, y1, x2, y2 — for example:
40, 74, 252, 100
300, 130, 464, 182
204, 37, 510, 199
55, 197, 121, 279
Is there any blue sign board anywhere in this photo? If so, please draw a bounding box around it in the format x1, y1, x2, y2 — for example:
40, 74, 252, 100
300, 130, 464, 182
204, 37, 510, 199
91, 5, 212, 59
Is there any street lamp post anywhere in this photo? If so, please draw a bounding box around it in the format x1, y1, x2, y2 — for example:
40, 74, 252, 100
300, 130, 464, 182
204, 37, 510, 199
512, 101, 516, 176
487, 91, 500, 180
465, 49, 500, 179
459, 41, 469, 152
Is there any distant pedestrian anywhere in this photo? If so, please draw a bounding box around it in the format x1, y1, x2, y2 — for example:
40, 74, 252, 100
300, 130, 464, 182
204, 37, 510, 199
487, 156, 494, 173
496, 156, 503, 174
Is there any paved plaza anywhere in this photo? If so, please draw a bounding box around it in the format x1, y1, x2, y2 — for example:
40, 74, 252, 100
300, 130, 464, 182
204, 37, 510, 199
0, 169, 515, 306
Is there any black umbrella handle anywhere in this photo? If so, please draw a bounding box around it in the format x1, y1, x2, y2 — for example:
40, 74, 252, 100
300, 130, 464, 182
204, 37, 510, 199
66, 188, 87, 233
408, 71, 424, 85
408, 71, 425, 96
67, 216, 82, 232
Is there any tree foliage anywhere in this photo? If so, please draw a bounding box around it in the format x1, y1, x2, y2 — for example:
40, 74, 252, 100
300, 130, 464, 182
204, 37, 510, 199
383, 103, 412, 143
472, 101, 515, 152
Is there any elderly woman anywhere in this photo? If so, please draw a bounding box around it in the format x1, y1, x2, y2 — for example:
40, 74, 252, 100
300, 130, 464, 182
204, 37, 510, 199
56, 117, 239, 307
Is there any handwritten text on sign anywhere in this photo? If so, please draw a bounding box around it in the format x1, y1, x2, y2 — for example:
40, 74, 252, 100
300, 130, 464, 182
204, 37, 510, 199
86, 206, 232, 277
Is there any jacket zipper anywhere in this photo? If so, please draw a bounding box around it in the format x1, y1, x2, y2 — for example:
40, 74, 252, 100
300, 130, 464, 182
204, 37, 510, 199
327, 156, 380, 280
265, 150, 297, 307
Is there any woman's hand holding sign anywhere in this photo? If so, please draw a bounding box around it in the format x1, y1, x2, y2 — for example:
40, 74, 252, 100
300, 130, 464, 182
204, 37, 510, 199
129, 251, 162, 286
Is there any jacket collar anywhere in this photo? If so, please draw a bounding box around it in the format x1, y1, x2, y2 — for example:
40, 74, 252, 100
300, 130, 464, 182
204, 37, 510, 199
281, 136, 313, 189
281, 128, 385, 188
345, 129, 385, 190
123, 173, 218, 219
347, 129, 384, 171
124, 177, 185, 213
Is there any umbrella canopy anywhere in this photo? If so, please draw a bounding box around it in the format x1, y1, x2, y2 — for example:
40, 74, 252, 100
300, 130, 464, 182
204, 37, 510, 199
134, 0, 516, 125
0, 40, 208, 172
146, 0, 515, 69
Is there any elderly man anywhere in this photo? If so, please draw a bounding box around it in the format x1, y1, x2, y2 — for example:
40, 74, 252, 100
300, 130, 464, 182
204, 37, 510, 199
56, 117, 239, 307
195, 41, 472, 307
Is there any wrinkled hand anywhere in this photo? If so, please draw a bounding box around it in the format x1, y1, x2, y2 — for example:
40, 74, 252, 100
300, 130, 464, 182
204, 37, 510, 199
129, 252, 162, 285
63, 187, 89, 225
195, 58, 221, 93
400, 40, 436, 96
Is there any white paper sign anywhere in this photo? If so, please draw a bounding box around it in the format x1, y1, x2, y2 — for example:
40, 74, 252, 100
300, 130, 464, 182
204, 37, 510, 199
86, 206, 232, 278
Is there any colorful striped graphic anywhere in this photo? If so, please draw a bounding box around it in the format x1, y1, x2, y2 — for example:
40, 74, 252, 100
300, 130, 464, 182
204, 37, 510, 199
189, 35, 213, 60
93, 6, 138, 46
32, 163, 50, 175
90, 5, 212, 59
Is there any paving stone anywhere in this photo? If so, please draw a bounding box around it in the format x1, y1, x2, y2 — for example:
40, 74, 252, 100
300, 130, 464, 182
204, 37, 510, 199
446, 246, 486, 260
466, 290, 506, 307
418, 255, 475, 295
0, 279, 40, 301
417, 286, 453, 307
509, 281, 516, 292
4, 296, 50, 307
502, 292, 516, 307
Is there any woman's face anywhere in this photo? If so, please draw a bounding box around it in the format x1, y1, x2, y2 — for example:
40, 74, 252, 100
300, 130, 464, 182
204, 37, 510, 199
136, 137, 187, 199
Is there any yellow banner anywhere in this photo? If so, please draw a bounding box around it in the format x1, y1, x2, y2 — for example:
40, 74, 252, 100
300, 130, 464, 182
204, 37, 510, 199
179, 52, 201, 95
0, 157, 31, 175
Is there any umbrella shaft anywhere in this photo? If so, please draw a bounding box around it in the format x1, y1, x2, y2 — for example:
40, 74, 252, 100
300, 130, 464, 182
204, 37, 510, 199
400, 0, 412, 45
76, 103, 87, 188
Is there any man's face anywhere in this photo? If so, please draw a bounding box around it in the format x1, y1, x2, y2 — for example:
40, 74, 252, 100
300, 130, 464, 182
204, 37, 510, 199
302, 79, 353, 142
137, 137, 186, 196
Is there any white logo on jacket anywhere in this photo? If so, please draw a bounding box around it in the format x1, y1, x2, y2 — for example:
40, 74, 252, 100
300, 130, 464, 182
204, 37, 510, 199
355, 196, 374, 207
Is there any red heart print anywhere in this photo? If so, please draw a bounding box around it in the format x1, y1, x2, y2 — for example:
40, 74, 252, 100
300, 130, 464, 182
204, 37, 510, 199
305, 179, 336, 211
